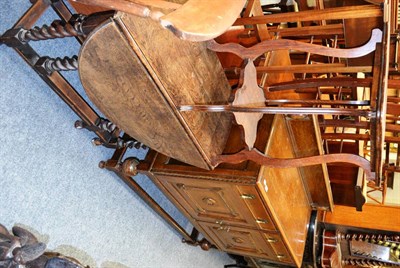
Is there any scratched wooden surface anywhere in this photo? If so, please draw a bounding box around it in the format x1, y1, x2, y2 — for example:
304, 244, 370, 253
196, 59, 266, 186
258, 42, 332, 213
121, 13, 233, 166
284, 115, 333, 210
257, 114, 312, 267
159, 0, 246, 41
79, 14, 232, 169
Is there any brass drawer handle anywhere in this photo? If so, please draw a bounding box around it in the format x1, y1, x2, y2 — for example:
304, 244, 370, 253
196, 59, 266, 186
276, 254, 286, 259
217, 226, 231, 232
240, 194, 255, 200
267, 237, 278, 243
255, 218, 268, 224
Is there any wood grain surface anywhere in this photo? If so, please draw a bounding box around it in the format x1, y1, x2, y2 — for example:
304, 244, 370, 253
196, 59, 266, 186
207, 29, 382, 60
159, 0, 246, 41
79, 14, 232, 169
257, 114, 311, 267
324, 204, 400, 232
232, 60, 265, 150
284, 115, 333, 210
233, 5, 382, 26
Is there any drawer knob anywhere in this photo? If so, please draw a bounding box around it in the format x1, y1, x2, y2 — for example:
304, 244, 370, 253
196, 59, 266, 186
217, 226, 231, 232
276, 254, 286, 259
232, 237, 245, 244
255, 218, 268, 224
267, 237, 278, 243
202, 197, 217, 206
176, 183, 185, 189
240, 194, 255, 200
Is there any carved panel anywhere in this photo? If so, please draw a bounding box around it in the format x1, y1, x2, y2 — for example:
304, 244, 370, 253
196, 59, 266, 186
158, 175, 263, 228
199, 222, 292, 263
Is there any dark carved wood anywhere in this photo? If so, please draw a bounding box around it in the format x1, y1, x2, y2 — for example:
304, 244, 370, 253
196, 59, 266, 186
211, 149, 375, 182
207, 29, 382, 60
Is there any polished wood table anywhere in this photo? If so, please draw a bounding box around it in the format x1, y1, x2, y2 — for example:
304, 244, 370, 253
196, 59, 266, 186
79, 12, 233, 170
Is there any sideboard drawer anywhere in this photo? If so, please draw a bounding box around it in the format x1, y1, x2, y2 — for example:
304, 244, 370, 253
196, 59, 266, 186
236, 185, 276, 231
262, 233, 293, 264
199, 222, 294, 264
157, 175, 264, 228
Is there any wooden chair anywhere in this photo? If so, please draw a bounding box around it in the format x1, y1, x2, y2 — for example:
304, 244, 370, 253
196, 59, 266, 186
70, 0, 246, 41
367, 85, 400, 204
175, 1, 392, 212
314, 78, 400, 204
179, 4, 391, 187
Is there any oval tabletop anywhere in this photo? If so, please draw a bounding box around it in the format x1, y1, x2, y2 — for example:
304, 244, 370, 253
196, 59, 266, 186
79, 13, 232, 170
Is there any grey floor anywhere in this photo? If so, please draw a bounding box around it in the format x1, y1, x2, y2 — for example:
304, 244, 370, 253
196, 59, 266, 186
0, 1, 234, 267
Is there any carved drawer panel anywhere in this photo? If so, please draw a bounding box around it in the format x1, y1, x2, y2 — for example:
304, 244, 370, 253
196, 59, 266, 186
157, 175, 270, 228
199, 222, 293, 264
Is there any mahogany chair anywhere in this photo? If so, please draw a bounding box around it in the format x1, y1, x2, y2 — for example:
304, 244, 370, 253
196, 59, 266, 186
367, 89, 400, 204
176, 1, 393, 211
180, 3, 391, 189
310, 77, 400, 205
61, 0, 388, 186
69, 0, 246, 42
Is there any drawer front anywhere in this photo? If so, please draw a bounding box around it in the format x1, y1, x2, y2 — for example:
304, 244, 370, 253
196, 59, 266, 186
236, 185, 276, 231
262, 233, 293, 264
199, 222, 294, 264
157, 175, 260, 228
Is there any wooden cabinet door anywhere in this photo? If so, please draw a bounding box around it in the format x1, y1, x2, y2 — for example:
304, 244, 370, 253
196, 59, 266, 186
157, 175, 265, 228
